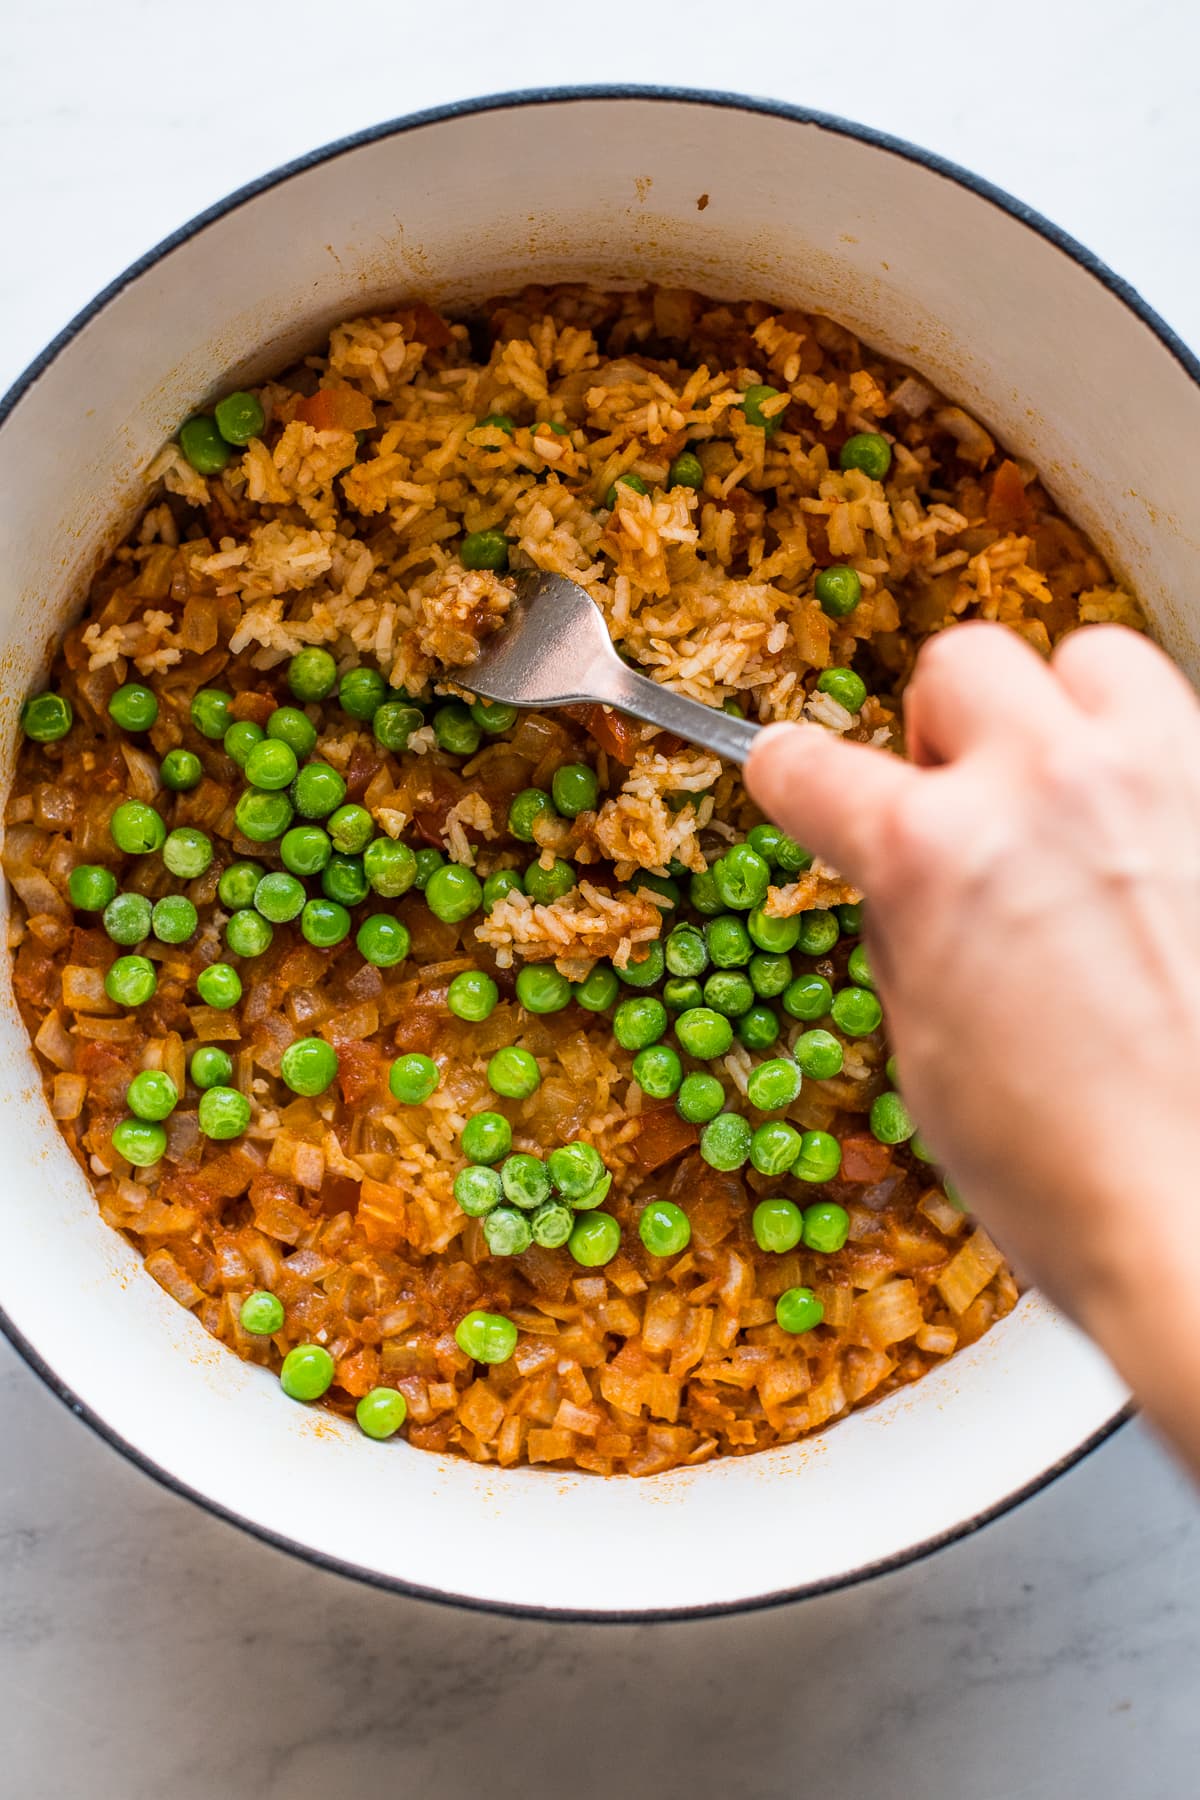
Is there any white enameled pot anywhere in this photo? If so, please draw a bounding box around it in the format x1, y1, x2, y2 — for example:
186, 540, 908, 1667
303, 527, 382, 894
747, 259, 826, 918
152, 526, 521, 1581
2, 89, 1195, 1621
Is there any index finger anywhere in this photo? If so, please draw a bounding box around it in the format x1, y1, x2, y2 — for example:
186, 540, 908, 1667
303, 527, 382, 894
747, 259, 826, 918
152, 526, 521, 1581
744, 722, 917, 890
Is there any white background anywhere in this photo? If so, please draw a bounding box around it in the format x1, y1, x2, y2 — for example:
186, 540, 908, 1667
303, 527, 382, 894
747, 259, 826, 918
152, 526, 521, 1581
2, 3, 1199, 1795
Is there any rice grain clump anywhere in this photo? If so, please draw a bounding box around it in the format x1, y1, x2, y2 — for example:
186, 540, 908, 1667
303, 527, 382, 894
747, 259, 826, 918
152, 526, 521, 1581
5, 286, 1140, 1475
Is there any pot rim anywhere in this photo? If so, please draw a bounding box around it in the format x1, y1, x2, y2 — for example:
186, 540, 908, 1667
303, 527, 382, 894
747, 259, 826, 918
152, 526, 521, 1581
0, 83, 1159, 1622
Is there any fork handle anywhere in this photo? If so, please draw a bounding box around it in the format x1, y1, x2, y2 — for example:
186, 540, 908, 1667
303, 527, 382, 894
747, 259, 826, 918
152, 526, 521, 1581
604, 665, 761, 766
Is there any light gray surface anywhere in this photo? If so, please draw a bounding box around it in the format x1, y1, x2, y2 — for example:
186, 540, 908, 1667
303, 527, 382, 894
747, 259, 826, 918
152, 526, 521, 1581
2, 3, 1200, 1795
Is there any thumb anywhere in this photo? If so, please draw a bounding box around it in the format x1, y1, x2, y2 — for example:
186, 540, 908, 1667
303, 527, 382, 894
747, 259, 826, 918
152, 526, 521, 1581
744, 722, 916, 889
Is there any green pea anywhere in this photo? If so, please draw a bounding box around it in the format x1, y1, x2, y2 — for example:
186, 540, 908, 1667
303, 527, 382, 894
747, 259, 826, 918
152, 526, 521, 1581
179, 415, 231, 475
482, 1205, 532, 1257
814, 565, 862, 619
110, 801, 165, 856
254, 871, 306, 923
636, 877, 681, 913
433, 702, 482, 757
487, 1046, 541, 1099
447, 969, 499, 1021
776, 1286, 825, 1335
552, 762, 599, 817
794, 1029, 844, 1080
107, 683, 158, 732
363, 837, 417, 897
605, 471, 648, 508
847, 943, 874, 989
782, 973, 833, 1021
831, 985, 882, 1037
839, 432, 892, 479
508, 787, 555, 842
870, 1090, 915, 1145
515, 964, 572, 1014
501, 1153, 551, 1211
748, 952, 792, 999
746, 1056, 801, 1113
775, 836, 812, 875
287, 647, 338, 703
575, 964, 620, 1012
613, 995, 668, 1052
836, 902, 864, 937
111, 1117, 167, 1167
753, 1198, 804, 1254
425, 862, 483, 923
126, 1069, 178, 1122
103, 892, 151, 946
235, 789, 293, 843
20, 691, 73, 742
616, 940, 665, 990
910, 1132, 938, 1164
461, 1111, 512, 1164
547, 1142, 606, 1202
152, 894, 197, 944
190, 1046, 233, 1089
712, 843, 770, 911
198, 1085, 251, 1140
477, 412, 515, 436
190, 689, 233, 740
280, 1037, 339, 1097
639, 1199, 691, 1257
524, 858, 575, 904
374, 701, 425, 753
668, 449, 704, 490
275, 828, 327, 881
665, 923, 708, 979
531, 1200, 574, 1249
471, 698, 518, 735
389, 1053, 439, 1105
705, 915, 753, 970
456, 1309, 519, 1363
454, 1164, 503, 1217
239, 1290, 284, 1335
322, 853, 369, 906
413, 848, 445, 890
461, 529, 510, 571
105, 954, 157, 1008
723, 698, 746, 719
676, 1070, 725, 1124
803, 1201, 850, 1254
675, 1006, 734, 1061
742, 383, 785, 435
69, 864, 118, 911
291, 762, 346, 820
663, 976, 703, 1013
700, 1112, 752, 1171
196, 963, 241, 1010
702, 971, 754, 1018
218, 860, 264, 909
568, 1212, 621, 1267
279, 1343, 335, 1401
244, 738, 299, 792
816, 667, 867, 714
356, 1387, 409, 1440
688, 867, 725, 916
300, 898, 351, 947
796, 909, 839, 957
339, 666, 387, 722
160, 747, 202, 791
163, 826, 213, 880
482, 867, 523, 912
223, 720, 264, 768
747, 906, 799, 954
214, 390, 265, 446
632, 1044, 683, 1098
751, 1119, 802, 1176
746, 823, 784, 864
794, 1130, 842, 1183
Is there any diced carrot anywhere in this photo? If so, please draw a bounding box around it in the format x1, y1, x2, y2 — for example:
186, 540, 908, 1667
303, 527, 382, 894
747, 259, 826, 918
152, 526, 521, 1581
840, 1133, 893, 1184
295, 386, 376, 434
987, 458, 1032, 527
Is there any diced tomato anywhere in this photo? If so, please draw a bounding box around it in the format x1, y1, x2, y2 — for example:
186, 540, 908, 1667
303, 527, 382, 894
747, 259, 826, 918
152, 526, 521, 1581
344, 737, 384, 802
400, 302, 454, 350
579, 703, 638, 765
987, 458, 1032, 528
629, 1104, 700, 1173
295, 386, 376, 434
840, 1134, 894, 1184
229, 690, 277, 726
336, 1039, 380, 1105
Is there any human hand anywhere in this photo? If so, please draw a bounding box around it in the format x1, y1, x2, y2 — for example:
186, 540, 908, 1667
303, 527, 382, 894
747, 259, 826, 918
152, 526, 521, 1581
746, 622, 1200, 1456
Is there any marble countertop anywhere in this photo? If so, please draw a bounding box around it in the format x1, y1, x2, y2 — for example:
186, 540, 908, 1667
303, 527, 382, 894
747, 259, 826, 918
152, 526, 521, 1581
3, 4, 1199, 1794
